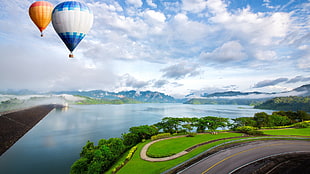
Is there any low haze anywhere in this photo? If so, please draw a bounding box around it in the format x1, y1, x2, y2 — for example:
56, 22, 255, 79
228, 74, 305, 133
0, 0, 309, 98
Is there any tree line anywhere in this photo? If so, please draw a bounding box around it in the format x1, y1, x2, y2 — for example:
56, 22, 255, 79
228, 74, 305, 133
254, 96, 310, 112
70, 110, 310, 174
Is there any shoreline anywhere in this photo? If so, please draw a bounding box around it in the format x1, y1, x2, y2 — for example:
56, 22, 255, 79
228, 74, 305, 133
0, 104, 64, 156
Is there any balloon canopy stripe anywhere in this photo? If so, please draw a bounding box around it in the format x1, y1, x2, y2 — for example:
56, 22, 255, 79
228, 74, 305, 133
30, 1, 53, 8
53, 1, 91, 13
58, 32, 86, 52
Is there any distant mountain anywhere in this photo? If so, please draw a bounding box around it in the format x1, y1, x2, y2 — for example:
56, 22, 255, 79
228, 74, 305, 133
183, 98, 265, 105
184, 84, 310, 105
188, 84, 310, 99
53, 90, 177, 103
254, 96, 310, 112
200, 91, 272, 98
292, 84, 310, 96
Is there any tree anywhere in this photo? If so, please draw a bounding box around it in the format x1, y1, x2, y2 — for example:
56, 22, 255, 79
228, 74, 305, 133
232, 117, 256, 128
297, 111, 310, 122
106, 138, 126, 156
182, 124, 193, 133
129, 125, 158, 141
70, 157, 88, 174
122, 132, 140, 146
194, 117, 207, 133
254, 112, 269, 128
269, 114, 290, 126
99, 146, 112, 170
195, 116, 229, 133
80, 141, 95, 160
181, 117, 196, 133
154, 117, 181, 133
204, 116, 228, 132
272, 110, 310, 123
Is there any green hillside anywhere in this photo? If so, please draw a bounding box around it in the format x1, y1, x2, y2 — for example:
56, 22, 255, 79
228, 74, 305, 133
254, 96, 310, 112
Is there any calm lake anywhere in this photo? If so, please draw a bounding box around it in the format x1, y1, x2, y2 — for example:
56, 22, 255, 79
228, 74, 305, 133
0, 103, 274, 174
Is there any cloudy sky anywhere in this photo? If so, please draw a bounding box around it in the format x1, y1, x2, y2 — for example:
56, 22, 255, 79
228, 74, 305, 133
0, 0, 309, 97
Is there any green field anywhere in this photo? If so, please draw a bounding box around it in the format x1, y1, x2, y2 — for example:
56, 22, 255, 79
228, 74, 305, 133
114, 128, 310, 174
147, 133, 242, 158
262, 127, 310, 136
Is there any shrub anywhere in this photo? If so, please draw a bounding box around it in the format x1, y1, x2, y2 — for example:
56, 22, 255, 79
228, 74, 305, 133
151, 133, 171, 141
246, 130, 264, 136
112, 146, 138, 174
236, 126, 256, 133
126, 146, 138, 160
187, 132, 197, 137
293, 121, 310, 128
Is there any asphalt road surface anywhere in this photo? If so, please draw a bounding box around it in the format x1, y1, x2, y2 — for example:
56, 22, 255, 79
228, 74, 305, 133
179, 140, 310, 174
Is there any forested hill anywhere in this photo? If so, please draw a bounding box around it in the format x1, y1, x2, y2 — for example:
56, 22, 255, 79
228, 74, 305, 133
254, 96, 310, 112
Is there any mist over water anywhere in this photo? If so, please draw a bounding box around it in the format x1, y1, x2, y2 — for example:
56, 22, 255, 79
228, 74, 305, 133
0, 103, 274, 174
0, 94, 81, 112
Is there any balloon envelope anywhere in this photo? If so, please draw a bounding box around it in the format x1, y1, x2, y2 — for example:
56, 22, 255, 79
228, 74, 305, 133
29, 1, 53, 37
52, 1, 93, 57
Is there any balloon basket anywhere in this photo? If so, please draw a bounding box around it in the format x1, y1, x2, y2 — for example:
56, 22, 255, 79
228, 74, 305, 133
69, 54, 74, 58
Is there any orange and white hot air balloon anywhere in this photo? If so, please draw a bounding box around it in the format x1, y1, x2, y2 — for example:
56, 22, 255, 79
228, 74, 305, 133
29, 1, 53, 37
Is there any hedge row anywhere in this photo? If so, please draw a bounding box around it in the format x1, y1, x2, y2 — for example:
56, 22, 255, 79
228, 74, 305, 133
112, 145, 138, 174
151, 133, 171, 141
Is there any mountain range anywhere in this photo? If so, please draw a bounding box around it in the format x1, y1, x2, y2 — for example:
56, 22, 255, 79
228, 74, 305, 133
52, 90, 178, 103
1, 84, 309, 104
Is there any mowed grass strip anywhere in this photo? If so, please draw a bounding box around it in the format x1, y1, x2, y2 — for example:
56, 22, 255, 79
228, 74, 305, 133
263, 127, 310, 136
147, 132, 243, 158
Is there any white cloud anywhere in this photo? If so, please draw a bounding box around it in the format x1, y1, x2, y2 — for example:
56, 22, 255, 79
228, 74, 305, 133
254, 50, 277, 60
182, 0, 208, 13
161, 62, 201, 79
200, 40, 247, 63
118, 74, 149, 89
169, 13, 210, 43
206, 0, 291, 46
146, 0, 157, 8
144, 10, 166, 23
126, 0, 143, 8
298, 54, 310, 69
253, 78, 288, 88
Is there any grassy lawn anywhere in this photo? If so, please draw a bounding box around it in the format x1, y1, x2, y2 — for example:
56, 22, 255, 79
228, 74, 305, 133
113, 128, 310, 174
116, 133, 244, 174
262, 127, 310, 136
147, 132, 242, 158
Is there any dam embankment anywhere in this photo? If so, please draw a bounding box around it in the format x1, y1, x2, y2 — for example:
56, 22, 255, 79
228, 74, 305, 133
0, 104, 64, 155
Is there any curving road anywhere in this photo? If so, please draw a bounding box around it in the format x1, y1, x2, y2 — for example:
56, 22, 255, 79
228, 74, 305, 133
178, 140, 310, 174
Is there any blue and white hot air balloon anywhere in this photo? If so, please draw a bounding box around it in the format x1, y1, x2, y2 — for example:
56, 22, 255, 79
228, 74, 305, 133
52, 1, 93, 58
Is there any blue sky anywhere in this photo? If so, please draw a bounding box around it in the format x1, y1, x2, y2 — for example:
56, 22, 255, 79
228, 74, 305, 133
0, 0, 309, 97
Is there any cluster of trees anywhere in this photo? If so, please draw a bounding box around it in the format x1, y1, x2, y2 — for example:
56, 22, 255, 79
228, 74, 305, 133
154, 116, 229, 133
71, 110, 310, 174
70, 125, 158, 174
232, 111, 310, 129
